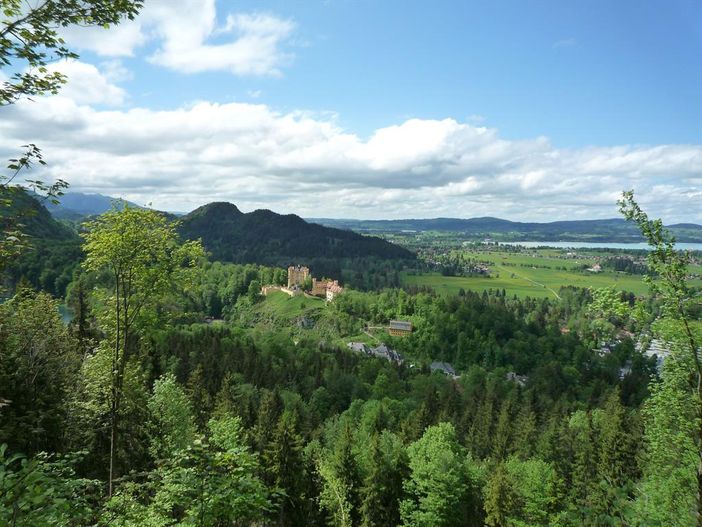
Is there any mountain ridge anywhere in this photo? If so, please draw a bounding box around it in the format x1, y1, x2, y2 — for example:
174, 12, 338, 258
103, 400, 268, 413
44, 192, 141, 220
308, 216, 702, 243
178, 201, 415, 264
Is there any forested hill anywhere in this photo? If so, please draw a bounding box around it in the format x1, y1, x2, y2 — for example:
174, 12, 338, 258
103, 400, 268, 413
2, 190, 82, 297
311, 216, 702, 242
1, 189, 78, 241
178, 202, 415, 264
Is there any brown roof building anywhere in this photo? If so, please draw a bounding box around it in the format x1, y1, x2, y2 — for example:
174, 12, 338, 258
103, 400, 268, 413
388, 320, 413, 337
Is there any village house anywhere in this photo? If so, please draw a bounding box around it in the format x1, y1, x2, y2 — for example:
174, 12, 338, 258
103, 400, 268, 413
370, 343, 404, 364
430, 361, 458, 378
311, 278, 345, 300
346, 342, 404, 364
388, 320, 413, 337
505, 371, 528, 386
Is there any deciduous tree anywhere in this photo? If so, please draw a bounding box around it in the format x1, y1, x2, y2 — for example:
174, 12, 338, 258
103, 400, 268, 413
82, 206, 204, 495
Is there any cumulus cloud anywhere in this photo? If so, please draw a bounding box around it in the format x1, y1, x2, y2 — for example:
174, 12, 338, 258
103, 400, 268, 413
61, 0, 296, 76
44, 60, 127, 106
0, 95, 700, 222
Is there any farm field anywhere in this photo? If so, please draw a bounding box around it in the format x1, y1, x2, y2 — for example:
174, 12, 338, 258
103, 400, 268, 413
461, 250, 595, 270
404, 249, 702, 298
402, 269, 652, 298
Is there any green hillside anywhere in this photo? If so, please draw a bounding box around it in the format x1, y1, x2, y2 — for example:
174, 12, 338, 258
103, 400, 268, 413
178, 202, 415, 265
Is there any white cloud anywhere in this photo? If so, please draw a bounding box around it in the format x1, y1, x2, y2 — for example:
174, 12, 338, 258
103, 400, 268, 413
62, 1, 296, 76
44, 60, 127, 106
61, 21, 146, 57
100, 60, 133, 83
0, 95, 700, 222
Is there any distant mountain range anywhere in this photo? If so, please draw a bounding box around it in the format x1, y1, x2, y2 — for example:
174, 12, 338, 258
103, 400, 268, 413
45, 192, 140, 220
309, 216, 702, 243
178, 202, 414, 264
38, 192, 702, 244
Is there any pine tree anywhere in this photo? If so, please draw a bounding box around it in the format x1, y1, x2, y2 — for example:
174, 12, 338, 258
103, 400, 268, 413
255, 389, 284, 454
567, 411, 598, 523
492, 398, 513, 460
484, 463, 515, 527
468, 390, 494, 459
333, 422, 363, 526
359, 433, 407, 527
510, 399, 537, 460
265, 411, 307, 527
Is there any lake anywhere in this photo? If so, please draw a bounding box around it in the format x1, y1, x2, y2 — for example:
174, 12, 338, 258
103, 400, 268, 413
501, 241, 702, 251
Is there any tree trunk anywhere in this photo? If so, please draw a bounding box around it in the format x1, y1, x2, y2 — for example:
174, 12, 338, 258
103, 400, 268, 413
108, 279, 121, 498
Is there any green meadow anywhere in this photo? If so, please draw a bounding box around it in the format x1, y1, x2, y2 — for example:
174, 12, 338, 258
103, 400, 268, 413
255, 290, 326, 318
404, 249, 702, 298
402, 269, 652, 298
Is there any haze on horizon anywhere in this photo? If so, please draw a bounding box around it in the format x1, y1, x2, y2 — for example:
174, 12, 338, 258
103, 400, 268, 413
2, 0, 700, 222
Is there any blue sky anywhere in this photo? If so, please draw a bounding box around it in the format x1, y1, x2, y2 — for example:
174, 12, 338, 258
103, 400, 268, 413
2, 0, 701, 220
105, 0, 702, 146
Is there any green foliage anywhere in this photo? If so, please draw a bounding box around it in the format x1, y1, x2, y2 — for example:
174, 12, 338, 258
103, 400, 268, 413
0, 445, 99, 526
264, 410, 309, 527
68, 341, 151, 481
619, 191, 702, 523
0, 289, 80, 454
318, 455, 353, 527
178, 202, 414, 266
102, 417, 271, 526
587, 286, 631, 341
0, 186, 76, 277
634, 343, 699, 526
400, 422, 481, 527
82, 205, 204, 494
1, 0, 142, 105
147, 374, 196, 462
2, 191, 693, 526
359, 432, 408, 527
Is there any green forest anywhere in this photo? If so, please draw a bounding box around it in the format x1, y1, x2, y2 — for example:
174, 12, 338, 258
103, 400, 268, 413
2, 194, 702, 526
2, 2, 702, 526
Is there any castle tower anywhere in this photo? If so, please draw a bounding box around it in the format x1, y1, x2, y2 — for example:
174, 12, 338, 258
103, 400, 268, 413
287, 265, 310, 288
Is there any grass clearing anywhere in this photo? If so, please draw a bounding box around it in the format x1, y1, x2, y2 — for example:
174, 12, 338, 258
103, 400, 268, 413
403, 249, 702, 298
256, 291, 326, 318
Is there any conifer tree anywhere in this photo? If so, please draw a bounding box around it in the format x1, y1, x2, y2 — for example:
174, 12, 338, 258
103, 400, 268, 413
265, 411, 307, 527
333, 422, 363, 526
492, 398, 513, 460
359, 432, 407, 527
255, 389, 285, 454
484, 463, 515, 527
469, 389, 494, 459
567, 411, 598, 523
510, 399, 537, 460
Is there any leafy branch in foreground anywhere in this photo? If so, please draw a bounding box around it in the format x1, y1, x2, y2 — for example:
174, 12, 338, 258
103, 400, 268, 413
1, 0, 142, 106
619, 190, 702, 525
1, 0, 143, 272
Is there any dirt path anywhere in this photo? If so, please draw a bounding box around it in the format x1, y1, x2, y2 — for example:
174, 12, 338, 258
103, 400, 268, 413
498, 265, 561, 300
